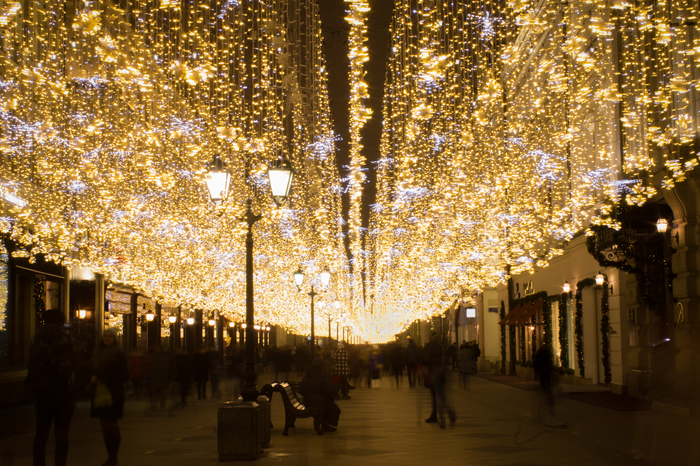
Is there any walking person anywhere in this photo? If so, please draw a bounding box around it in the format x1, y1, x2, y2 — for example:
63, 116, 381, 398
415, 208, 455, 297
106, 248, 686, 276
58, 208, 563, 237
90, 327, 129, 466
193, 348, 210, 400
405, 338, 419, 388
457, 342, 471, 390
333, 341, 352, 398
26, 309, 74, 466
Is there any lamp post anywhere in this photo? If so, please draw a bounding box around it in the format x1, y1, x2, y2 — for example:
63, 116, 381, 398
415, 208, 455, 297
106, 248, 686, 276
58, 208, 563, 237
294, 266, 331, 353
205, 154, 293, 402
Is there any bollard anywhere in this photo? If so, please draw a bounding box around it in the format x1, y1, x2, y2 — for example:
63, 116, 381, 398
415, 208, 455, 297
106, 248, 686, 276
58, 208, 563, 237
257, 395, 271, 449
217, 400, 260, 461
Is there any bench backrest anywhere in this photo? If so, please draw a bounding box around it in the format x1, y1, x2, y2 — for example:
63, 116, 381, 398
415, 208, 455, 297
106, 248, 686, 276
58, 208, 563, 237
278, 382, 306, 410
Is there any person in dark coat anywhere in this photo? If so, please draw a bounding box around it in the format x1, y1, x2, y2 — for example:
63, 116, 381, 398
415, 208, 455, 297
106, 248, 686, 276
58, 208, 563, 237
299, 358, 341, 432
533, 344, 555, 420
90, 327, 129, 466
405, 338, 419, 388
175, 348, 193, 407
26, 309, 74, 466
193, 348, 210, 400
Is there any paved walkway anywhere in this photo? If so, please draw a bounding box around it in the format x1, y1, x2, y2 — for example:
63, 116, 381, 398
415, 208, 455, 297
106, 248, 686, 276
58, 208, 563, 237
1, 371, 698, 465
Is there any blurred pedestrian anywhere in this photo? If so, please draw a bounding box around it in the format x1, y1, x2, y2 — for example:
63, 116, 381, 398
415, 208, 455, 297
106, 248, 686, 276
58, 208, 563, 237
209, 347, 223, 399
147, 345, 170, 412
334, 342, 352, 398
193, 348, 210, 400
457, 343, 471, 390
405, 338, 419, 388
299, 358, 342, 432
368, 345, 383, 388
388, 341, 405, 387
90, 327, 129, 466
533, 344, 555, 422
26, 309, 74, 466
424, 333, 455, 428
175, 348, 192, 407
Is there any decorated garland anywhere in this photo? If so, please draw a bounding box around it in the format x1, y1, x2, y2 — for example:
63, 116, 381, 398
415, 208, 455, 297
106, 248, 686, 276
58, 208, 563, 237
542, 298, 553, 352
530, 314, 537, 360
500, 300, 506, 374
558, 293, 570, 368
34, 278, 46, 330
601, 276, 611, 384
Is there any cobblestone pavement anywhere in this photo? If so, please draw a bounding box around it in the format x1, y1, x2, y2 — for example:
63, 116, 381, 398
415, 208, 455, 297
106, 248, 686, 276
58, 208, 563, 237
1, 371, 698, 466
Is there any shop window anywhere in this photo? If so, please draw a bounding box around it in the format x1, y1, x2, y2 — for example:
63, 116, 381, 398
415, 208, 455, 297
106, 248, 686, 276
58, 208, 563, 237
44, 280, 61, 312
0, 254, 8, 366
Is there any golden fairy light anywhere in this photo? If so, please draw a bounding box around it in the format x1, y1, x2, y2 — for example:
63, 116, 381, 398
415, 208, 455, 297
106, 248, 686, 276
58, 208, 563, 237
0, 0, 353, 336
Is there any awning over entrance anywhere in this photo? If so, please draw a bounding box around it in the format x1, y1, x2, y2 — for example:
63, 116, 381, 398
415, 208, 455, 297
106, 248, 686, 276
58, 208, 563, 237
498, 304, 524, 325
514, 299, 544, 325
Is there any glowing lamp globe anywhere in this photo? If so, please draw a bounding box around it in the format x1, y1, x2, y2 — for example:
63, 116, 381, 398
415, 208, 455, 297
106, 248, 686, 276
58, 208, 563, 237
146, 311, 155, 322
596, 273, 605, 286
267, 158, 294, 205
209, 319, 216, 326
294, 268, 304, 289
563, 281, 571, 293
320, 266, 331, 287
77, 309, 87, 319
168, 315, 177, 324
187, 317, 195, 325
205, 155, 231, 205
656, 218, 668, 233
229, 322, 235, 328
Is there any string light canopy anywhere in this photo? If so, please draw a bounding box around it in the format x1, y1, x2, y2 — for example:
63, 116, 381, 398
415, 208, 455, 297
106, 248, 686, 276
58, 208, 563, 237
0, 0, 353, 338
3, 0, 700, 342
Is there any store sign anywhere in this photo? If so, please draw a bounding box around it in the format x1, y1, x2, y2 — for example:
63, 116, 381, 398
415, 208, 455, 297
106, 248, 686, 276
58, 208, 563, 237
106, 290, 132, 314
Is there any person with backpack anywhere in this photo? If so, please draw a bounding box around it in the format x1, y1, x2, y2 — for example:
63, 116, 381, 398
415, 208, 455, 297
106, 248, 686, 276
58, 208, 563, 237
90, 327, 129, 466
26, 309, 74, 466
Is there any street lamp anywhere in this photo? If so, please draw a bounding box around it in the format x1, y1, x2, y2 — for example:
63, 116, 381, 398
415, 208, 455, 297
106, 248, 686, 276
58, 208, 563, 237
294, 267, 332, 353
596, 272, 605, 286
267, 158, 295, 206
187, 316, 195, 325
168, 315, 177, 324
205, 156, 231, 205
77, 309, 87, 319
205, 154, 293, 402
146, 310, 155, 322
656, 218, 668, 233
563, 281, 571, 293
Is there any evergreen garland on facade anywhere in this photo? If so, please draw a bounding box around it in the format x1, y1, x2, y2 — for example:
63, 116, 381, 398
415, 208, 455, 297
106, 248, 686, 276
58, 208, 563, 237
558, 293, 570, 368
574, 290, 585, 377
34, 278, 46, 330
520, 325, 526, 363
531, 314, 537, 360
601, 276, 611, 384
543, 298, 553, 351
500, 300, 506, 374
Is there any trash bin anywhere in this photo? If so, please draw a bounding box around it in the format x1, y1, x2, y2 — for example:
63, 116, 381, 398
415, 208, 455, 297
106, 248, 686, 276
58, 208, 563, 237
217, 400, 260, 461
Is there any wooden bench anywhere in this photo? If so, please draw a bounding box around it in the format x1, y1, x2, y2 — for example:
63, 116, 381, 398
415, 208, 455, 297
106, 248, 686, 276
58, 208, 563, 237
260, 382, 325, 436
